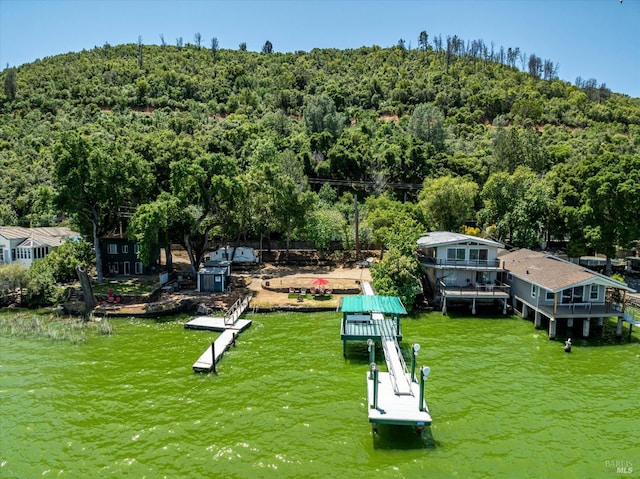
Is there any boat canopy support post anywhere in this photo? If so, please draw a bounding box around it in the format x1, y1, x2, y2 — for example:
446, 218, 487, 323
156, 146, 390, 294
370, 363, 379, 410
367, 339, 375, 377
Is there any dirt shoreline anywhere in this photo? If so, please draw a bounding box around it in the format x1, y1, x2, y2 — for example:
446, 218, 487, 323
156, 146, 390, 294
87, 264, 372, 316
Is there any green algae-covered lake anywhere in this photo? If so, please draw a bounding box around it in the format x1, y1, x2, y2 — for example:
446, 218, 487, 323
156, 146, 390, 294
1, 312, 639, 478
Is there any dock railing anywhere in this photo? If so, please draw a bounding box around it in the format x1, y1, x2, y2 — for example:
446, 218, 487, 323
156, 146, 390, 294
224, 294, 252, 326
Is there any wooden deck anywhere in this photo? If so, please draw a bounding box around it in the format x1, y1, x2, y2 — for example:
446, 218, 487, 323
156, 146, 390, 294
442, 286, 510, 300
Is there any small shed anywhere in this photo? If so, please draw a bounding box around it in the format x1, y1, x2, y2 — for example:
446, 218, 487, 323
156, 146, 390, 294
197, 265, 230, 293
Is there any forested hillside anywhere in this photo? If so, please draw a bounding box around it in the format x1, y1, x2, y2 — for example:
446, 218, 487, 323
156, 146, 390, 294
1, 36, 639, 290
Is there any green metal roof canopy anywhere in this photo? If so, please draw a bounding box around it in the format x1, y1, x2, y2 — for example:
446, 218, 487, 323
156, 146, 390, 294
340, 295, 407, 315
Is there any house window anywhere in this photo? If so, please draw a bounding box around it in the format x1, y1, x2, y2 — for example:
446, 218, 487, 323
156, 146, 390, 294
109, 263, 119, 274
11, 249, 15, 260
476, 271, 490, 284
507, 273, 513, 281
0, 249, 4, 262
546, 291, 555, 301
135, 262, 143, 274
443, 271, 457, 286
447, 248, 466, 263
590, 285, 599, 300
122, 245, 129, 254
108, 244, 118, 254
135, 244, 140, 253
573, 286, 584, 302
469, 248, 488, 265
531, 284, 538, 298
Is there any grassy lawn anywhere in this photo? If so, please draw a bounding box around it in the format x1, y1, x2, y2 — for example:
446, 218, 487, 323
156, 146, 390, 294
92, 278, 159, 295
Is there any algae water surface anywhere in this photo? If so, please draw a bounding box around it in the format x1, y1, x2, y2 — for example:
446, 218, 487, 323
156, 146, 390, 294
1, 312, 638, 478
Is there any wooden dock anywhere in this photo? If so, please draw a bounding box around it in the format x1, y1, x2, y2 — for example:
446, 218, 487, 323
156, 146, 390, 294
186, 295, 252, 373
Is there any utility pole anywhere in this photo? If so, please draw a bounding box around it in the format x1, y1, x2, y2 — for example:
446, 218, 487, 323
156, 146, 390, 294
354, 193, 360, 260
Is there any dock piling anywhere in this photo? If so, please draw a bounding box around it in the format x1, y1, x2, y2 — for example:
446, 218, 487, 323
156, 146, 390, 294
419, 366, 430, 412
410, 344, 420, 383
367, 339, 375, 377
370, 363, 379, 410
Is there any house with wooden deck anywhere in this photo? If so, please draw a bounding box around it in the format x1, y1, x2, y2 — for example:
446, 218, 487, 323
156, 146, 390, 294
416, 231, 510, 314
0, 226, 80, 268
501, 248, 636, 338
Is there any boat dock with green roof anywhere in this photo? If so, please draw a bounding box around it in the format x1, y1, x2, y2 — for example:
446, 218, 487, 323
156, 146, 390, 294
341, 284, 432, 432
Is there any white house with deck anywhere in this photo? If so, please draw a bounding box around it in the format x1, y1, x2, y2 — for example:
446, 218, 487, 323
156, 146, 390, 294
501, 248, 636, 338
417, 231, 510, 314
0, 226, 79, 268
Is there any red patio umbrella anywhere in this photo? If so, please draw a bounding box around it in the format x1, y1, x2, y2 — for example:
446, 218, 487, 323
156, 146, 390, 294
311, 278, 329, 286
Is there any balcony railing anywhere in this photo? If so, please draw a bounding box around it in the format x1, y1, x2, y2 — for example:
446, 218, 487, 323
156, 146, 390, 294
420, 256, 502, 269
439, 281, 510, 297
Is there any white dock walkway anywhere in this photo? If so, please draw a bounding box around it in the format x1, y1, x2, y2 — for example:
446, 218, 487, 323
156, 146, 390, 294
381, 338, 414, 395
186, 295, 253, 372
192, 330, 238, 373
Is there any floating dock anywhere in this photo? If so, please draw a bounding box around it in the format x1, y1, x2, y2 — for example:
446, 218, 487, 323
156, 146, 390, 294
367, 371, 432, 429
186, 295, 252, 373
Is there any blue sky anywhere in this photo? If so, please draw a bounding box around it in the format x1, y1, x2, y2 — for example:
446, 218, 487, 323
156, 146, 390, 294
1, 0, 639, 97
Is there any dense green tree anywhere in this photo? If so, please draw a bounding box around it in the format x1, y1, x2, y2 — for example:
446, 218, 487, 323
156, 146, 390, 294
262, 40, 273, 54
211, 37, 219, 60
53, 132, 152, 282
363, 193, 425, 248
304, 206, 346, 251
43, 239, 95, 282
418, 30, 429, 51
370, 247, 422, 312
478, 166, 550, 247
26, 258, 57, 306
128, 193, 181, 272
550, 153, 640, 268
303, 95, 345, 137
0, 263, 28, 304
169, 153, 245, 274
408, 103, 446, 151
3, 67, 17, 102
418, 176, 479, 232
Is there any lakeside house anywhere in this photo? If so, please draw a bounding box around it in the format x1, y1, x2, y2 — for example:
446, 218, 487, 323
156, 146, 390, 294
416, 231, 510, 315
100, 235, 159, 277
0, 226, 79, 268
501, 248, 636, 338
